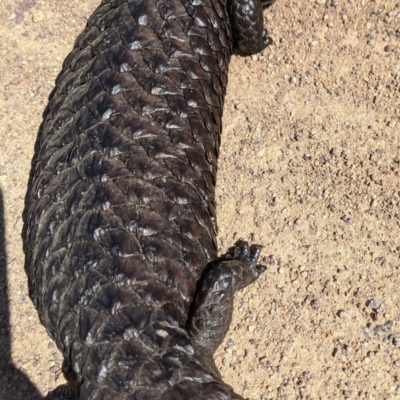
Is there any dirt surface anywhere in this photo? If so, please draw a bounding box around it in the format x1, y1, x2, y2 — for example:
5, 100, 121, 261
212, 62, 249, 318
0, 0, 399, 399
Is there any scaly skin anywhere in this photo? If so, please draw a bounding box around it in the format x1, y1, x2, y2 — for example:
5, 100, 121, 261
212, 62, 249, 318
23, 0, 276, 398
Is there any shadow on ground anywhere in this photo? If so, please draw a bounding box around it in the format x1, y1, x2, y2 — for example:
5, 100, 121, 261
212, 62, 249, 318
0, 188, 74, 400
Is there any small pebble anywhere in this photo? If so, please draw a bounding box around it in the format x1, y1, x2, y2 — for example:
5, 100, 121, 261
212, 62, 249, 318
370, 151, 379, 161
392, 337, 400, 348
311, 299, 319, 309
342, 150, 352, 160
367, 299, 378, 308
294, 133, 302, 141
32, 10, 45, 23
344, 344, 354, 354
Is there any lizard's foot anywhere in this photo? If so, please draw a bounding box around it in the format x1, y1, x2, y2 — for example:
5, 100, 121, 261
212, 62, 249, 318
231, 240, 266, 279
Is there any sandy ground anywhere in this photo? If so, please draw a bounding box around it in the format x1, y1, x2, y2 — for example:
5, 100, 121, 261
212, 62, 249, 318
0, 0, 399, 399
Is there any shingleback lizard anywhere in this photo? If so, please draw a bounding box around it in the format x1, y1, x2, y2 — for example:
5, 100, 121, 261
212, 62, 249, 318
23, 0, 277, 398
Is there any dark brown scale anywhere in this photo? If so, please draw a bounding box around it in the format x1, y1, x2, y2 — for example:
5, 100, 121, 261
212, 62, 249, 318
23, 0, 277, 398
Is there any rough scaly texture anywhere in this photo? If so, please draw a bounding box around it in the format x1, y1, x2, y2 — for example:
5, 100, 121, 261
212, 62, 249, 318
23, 0, 276, 398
